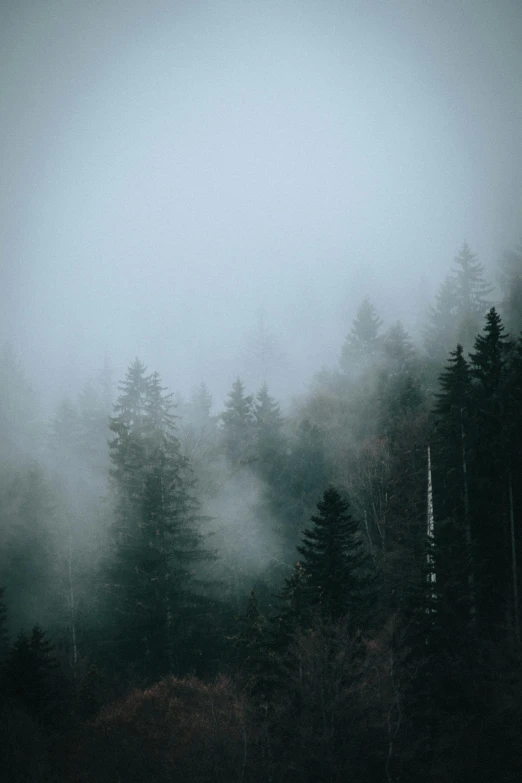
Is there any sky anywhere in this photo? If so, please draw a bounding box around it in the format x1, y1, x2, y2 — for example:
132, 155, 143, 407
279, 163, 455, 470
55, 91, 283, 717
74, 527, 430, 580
2, 0, 522, 410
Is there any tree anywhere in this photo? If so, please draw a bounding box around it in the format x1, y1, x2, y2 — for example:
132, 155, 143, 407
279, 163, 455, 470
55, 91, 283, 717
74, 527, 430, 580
296, 486, 372, 624
232, 589, 270, 694
1, 625, 59, 722
432, 344, 473, 588
103, 359, 210, 679
253, 384, 286, 483
277, 419, 330, 562
340, 297, 383, 375
0, 467, 59, 636
221, 378, 254, 466
424, 243, 492, 364
468, 309, 511, 637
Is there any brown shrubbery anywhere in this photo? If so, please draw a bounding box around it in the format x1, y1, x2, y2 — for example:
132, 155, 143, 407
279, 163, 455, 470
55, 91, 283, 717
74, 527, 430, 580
65, 675, 263, 783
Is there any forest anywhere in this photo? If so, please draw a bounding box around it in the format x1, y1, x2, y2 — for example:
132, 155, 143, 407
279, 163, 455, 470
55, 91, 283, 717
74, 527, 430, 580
1, 241, 522, 782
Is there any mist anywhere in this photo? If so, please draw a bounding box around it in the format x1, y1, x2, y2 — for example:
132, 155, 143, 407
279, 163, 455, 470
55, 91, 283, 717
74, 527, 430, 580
2, 3, 522, 780
2, 0, 521, 408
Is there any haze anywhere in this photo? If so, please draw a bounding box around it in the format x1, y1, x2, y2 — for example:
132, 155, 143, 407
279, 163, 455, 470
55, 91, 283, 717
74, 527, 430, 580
2, 0, 522, 406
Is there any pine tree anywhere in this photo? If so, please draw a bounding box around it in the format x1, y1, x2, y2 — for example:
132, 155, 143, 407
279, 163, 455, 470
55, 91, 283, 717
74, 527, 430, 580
340, 297, 383, 374
379, 322, 424, 438
278, 419, 330, 562
425, 243, 492, 364
424, 277, 459, 365
104, 360, 209, 678
274, 561, 311, 646
296, 486, 371, 624
232, 589, 269, 694
253, 384, 285, 483
221, 378, 254, 465
1, 625, 59, 721
468, 309, 511, 637
1, 467, 59, 635
452, 243, 493, 347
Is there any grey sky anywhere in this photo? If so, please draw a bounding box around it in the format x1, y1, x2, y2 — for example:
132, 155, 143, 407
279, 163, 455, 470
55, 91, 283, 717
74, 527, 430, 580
2, 0, 522, 408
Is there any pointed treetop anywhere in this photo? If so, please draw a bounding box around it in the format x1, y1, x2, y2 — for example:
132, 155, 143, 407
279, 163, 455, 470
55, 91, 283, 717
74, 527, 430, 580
340, 297, 383, 373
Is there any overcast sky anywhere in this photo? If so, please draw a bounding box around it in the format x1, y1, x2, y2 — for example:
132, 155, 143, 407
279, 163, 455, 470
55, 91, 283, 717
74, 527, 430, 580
2, 0, 522, 409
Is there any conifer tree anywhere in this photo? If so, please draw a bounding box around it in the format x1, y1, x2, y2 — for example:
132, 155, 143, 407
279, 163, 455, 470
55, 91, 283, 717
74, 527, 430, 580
1, 625, 59, 722
296, 486, 371, 624
340, 297, 383, 374
104, 359, 209, 678
253, 383, 285, 482
468, 309, 511, 636
233, 589, 269, 694
425, 243, 492, 364
1, 467, 59, 635
279, 419, 330, 561
221, 378, 254, 465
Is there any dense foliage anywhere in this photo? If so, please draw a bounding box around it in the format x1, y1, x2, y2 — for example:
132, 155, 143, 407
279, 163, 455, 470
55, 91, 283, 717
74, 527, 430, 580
1, 243, 522, 781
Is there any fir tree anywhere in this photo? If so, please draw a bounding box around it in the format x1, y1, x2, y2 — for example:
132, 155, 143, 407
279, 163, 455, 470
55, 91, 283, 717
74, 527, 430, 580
233, 589, 269, 694
1, 625, 59, 722
468, 309, 511, 637
221, 378, 254, 465
296, 486, 372, 624
425, 243, 492, 364
279, 419, 330, 561
104, 360, 209, 678
253, 383, 285, 482
340, 297, 382, 374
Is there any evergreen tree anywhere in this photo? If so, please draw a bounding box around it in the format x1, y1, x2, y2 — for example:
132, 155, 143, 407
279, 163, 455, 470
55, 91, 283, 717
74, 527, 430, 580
274, 561, 311, 647
1, 625, 59, 722
296, 486, 371, 624
0, 467, 59, 635
278, 419, 330, 562
468, 309, 511, 637
424, 277, 459, 365
340, 297, 383, 374
221, 378, 254, 465
232, 589, 269, 694
379, 322, 424, 438
452, 243, 493, 347
103, 359, 209, 679
425, 243, 492, 364
253, 383, 285, 483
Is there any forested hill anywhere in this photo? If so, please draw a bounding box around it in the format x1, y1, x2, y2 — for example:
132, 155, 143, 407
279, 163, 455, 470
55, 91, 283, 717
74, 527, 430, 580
1, 242, 522, 781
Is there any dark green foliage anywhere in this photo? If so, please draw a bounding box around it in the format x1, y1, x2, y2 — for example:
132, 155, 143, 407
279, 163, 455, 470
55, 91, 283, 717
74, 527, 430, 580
468, 309, 511, 636
297, 486, 371, 623
277, 419, 330, 561
0, 467, 60, 636
221, 377, 254, 465
1, 625, 59, 722
103, 359, 210, 679
232, 589, 269, 693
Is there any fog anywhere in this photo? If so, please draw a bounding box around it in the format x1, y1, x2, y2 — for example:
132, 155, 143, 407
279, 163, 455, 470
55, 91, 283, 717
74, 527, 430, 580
2, 0, 521, 408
